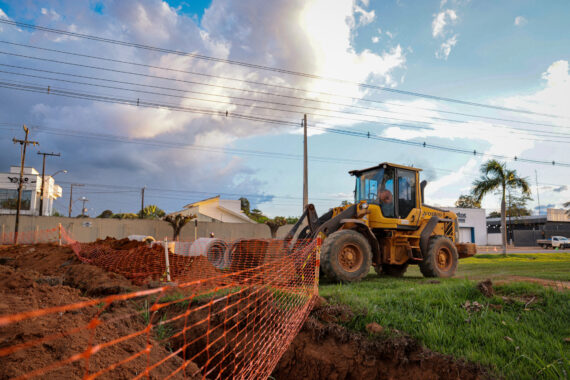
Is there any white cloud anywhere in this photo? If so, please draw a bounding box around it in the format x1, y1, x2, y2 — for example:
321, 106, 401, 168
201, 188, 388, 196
353, 4, 376, 27
385, 30, 394, 39
435, 34, 458, 60
514, 16, 527, 26
432, 9, 457, 38
371, 36, 379, 43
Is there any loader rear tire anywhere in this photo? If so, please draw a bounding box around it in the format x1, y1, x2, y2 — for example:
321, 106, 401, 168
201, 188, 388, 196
419, 236, 458, 278
321, 230, 371, 283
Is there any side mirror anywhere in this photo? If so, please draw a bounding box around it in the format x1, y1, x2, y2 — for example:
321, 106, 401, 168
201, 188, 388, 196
420, 180, 427, 204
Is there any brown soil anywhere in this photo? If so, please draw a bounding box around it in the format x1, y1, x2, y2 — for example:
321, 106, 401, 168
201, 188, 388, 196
272, 302, 491, 380
0, 243, 204, 379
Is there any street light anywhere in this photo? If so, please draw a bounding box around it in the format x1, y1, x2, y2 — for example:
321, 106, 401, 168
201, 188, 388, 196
50, 169, 68, 177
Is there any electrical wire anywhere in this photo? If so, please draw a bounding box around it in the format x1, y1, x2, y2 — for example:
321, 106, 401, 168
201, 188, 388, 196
1, 65, 569, 142
1, 40, 566, 131
0, 18, 565, 119
1, 79, 568, 167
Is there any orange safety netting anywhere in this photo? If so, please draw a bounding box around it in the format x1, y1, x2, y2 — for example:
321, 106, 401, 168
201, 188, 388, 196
0, 227, 320, 379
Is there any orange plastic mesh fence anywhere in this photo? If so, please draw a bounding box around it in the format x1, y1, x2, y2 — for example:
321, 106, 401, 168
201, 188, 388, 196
0, 228, 320, 379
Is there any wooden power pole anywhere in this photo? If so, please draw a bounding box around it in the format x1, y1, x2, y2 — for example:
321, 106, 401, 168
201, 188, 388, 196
68, 183, 84, 217
37, 151, 60, 216
12, 125, 39, 244
303, 114, 308, 211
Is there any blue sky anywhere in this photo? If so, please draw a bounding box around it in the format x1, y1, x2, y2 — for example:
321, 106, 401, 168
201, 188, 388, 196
0, 0, 568, 218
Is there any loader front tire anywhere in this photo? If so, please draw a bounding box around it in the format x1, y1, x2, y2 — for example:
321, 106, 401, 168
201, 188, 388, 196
321, 230, 371, 283
419, 236, 458, 278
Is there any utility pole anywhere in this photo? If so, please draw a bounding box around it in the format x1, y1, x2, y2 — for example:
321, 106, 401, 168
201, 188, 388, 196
140, 186, 146, 218
68, 183, 84, 217
12, 125, 39, 244
535, 170, 541, 215
80, 197, 89, 217
37, 152, 60, 216
303, 114, 308, 211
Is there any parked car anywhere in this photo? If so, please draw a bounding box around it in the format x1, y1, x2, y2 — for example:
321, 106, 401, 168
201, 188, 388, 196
536, 236, 569, 249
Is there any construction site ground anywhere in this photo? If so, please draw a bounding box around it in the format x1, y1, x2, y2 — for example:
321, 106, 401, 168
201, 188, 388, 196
0, 243, 568, 379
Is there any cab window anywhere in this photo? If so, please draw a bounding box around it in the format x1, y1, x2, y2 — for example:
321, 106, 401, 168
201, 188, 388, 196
397, 169, 416, 218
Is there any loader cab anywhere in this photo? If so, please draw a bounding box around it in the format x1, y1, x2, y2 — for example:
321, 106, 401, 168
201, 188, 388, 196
350, 163, 421, 225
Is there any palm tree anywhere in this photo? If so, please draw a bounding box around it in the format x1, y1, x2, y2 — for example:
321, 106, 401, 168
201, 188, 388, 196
472, 160, 531, 255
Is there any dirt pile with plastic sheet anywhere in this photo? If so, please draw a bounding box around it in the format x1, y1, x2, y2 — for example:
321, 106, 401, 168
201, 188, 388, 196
273, 300, 490, 380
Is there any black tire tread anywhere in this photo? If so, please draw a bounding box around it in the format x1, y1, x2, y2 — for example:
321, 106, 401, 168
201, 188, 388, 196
321, 230, 372, 283
419, 236, 458, 278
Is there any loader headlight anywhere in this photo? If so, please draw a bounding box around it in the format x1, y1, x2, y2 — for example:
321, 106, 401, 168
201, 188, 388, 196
360, 202, 368, 209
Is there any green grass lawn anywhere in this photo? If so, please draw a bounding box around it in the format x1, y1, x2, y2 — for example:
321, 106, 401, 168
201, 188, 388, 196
319, 253, 570, 379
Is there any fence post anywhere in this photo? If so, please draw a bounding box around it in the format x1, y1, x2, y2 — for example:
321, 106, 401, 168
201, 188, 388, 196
164, 237, 171, 282
194, 219, 198, 241
58, 223, 62, 246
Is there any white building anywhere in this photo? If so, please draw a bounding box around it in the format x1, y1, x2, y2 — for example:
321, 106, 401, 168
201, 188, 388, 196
0, 166, 63, 216
448, 207, 487, 245
170, 195, 256, 223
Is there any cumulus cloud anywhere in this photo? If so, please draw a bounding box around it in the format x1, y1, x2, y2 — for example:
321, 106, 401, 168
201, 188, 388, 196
432, 9, 457, 38
514, 16, 527, 26
435, 34, 458, 60
0, 0, 406, 214
553, 185, 568, 193
371, 36, 379, 43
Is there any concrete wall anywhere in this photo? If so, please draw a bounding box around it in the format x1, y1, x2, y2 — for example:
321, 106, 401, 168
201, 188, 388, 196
0, 215, 294, 243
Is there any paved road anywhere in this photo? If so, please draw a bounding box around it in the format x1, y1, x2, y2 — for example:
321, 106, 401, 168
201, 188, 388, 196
477, 247, 570, 254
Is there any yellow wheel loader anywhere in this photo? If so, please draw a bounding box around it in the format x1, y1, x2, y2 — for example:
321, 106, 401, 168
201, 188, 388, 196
286, 162, 476, 282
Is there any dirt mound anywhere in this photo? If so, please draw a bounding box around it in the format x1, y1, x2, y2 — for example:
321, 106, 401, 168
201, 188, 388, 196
0, 243, 137, 296
477, 279, 494, 298
273, 301, 490, 380
0, 263, 202, 379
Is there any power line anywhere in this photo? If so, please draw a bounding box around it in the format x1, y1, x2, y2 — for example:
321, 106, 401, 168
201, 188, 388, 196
1, 39, 566, 131
1, 80, 568, 167
1, 122, 566, 187
2, 65, 569, 142
0, 18, 565, 119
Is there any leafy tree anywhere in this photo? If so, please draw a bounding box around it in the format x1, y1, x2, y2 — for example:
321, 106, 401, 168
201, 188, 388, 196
52, 209, 64, 217
564, 201, 570, 215
487, 194, 532, 219
97, 209, 113, 218
164, 214, 195, 240
265, 216, 287, 238
112, 213, 138, 219
249, 208, 268, 223
286, 216, 299, 224
455, 194, 481, 208
340, 200, 351, 207
240, 197, 251, 215
139, 205, 166, 220
472, 160, 530, 255
506, 193, 532, 218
